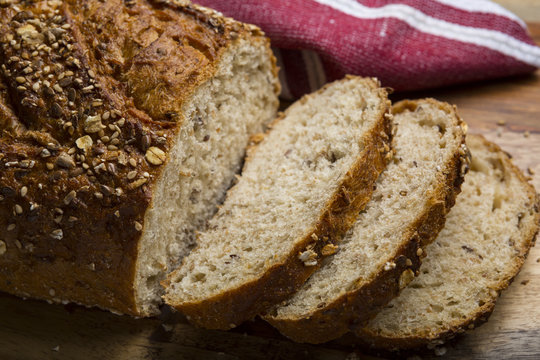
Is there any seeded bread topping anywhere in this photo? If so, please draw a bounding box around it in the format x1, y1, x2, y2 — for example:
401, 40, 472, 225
0, 0, 279, 315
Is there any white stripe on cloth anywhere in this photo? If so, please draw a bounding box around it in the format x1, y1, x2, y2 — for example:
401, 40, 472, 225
434, 0, 526, 29
302, 50, 327, 92
313, 0, 540, 67
272, 48, 293, 99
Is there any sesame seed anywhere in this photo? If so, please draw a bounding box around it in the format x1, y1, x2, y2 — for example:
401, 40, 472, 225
114, 210, 120, 218
0, 241, 6, 256
524, 131, 530, 138
56, 153, 75, 168
15, 76, 26, 84
46, 163, 54, 170
20, 186, 28, 197
128, 178, 147, 189
127, 170, 137, 180
417, 248, 423, 256
14, 204, 23, 215
53, 84, 63, 93
82, 85, 94, 93
15, 240, 21, 250
129, 158, 137, 167
497, 120, 506, 126
50, 228, 63, 240
63, 190, 77, 205
94, 192, 103, 199
134, 221, 143, 231
7, 224, 16, 231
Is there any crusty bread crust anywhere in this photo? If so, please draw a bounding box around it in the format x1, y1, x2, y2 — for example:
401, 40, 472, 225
0, 0, 278, 316
163, 76, 393, 329
355, 134, 540, 350
264, 99, 470, 343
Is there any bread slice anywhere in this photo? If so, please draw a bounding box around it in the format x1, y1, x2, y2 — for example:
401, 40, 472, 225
163, 76, 392, 329
357, 135, 540, 350
264, 99, 470, 343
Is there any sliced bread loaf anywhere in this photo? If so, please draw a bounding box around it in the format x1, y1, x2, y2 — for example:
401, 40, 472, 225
0, 0, 279, 316
357, 135, 540, 350
264, 99, 470, 343
163, 76, 392, 329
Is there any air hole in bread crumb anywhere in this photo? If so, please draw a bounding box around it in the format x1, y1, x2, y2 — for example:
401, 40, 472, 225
492, 194, 503, 211
192, 273, 206, 282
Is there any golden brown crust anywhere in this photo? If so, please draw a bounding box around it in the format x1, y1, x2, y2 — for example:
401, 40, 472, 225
164, 76, 393, 329
264, 99, 470, 344
355, 134, 540, 351
0, 0, 277, 316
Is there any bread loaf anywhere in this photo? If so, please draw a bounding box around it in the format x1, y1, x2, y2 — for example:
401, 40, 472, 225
0, 0, 279, 316
163, 76, 392, 329
357, 135, 540, 350
264, 99, 469, 343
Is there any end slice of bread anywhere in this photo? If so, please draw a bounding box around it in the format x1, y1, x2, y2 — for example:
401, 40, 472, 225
264, 99, 469, 343
163, 76, 393, 329
357, 134, 540, 350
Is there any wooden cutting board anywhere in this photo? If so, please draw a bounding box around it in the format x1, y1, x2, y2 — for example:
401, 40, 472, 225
1, 21, 539, 360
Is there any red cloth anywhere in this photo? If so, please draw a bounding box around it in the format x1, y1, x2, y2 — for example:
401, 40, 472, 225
195, 0, 540, 98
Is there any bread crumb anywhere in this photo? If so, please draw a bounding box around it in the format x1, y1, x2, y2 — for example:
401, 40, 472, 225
434, 346, 447, 356
524, 131, 530, 138
321, 243, 338, 256
496, 120, 506, 126
345, 353, 362, 360
527, 167, 535, 175
496, 127, 502, 137
521, 279, 530, 285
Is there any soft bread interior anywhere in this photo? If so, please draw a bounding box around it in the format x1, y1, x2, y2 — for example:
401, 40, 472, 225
134, 38, 278, 315
360, 135, 538, 342
165, 78, 386, 304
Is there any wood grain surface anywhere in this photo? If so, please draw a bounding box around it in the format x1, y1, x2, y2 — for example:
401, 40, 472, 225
1, 17, 540, 360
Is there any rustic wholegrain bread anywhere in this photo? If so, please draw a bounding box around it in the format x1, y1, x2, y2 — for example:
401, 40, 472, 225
265, 99, 470, 343
163, 76, 393, 330
357, 135, 540, 350
0, 0, 279, 316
